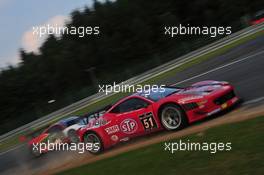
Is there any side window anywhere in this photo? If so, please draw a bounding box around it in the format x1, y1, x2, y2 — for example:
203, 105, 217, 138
111, 98, 149, 113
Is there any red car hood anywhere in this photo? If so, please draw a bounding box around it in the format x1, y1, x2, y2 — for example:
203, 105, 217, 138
166, 81, 228, 102
179, 84, 222, 95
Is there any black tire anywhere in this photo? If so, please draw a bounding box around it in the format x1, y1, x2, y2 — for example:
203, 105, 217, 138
159, 104, 188, 130
83, 132, 103, 154
68, 130, 80, 143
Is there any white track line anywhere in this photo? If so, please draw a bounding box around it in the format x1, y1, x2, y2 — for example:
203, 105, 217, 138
171, 50, 264, 86
243, 96, 264, 105
0, 143, 25, 156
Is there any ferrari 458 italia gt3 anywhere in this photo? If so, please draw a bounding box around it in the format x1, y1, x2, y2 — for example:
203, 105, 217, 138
78, 80, 240, 154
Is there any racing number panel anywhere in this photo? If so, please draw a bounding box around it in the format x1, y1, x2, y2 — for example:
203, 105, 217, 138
139, 112, 157, 131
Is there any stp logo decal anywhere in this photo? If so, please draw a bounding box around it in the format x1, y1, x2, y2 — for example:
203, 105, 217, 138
120, 119, 138, 134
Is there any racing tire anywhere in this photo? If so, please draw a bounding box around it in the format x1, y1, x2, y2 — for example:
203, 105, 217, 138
160, 104, 188, 130
83, 132, 104, 154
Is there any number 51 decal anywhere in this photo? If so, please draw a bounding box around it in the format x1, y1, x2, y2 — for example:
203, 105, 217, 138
139, 112, 157, 131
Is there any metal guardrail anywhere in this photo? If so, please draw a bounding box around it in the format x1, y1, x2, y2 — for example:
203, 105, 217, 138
1, 23, 263, 142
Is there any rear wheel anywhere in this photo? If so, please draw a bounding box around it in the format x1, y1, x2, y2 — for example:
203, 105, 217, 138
83, 132, 103, 154
160, 104, 188, 130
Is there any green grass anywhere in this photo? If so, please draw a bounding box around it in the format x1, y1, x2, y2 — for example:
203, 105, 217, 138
58, 116, 264, 175
0, 30, 263, 153
0, 134, 21, 152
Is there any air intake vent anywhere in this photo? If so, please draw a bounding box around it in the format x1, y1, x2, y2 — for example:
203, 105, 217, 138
214, 91, 235, 105
183, 102, 199, 111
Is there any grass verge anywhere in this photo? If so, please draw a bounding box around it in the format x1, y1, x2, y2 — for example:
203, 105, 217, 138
58, 116, 264, 175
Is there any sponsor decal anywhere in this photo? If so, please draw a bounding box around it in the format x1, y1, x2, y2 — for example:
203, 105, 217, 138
207, 108, 221, 116
120, 119, 138, 134
105, 125, 119, 134
120, 137, 130, 142
111, 135, 119, 142
139, 112, 157, 131
85, 118, 110, 129
94, 118, 110, 126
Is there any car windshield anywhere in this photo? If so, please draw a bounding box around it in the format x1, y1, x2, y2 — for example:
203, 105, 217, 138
137, 87, 181, 101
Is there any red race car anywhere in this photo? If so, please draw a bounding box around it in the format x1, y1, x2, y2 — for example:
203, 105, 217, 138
78, 80, 240, 154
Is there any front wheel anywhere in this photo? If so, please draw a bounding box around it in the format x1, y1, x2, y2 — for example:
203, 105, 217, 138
83, 132, 103, 154
160, 104, 188, 130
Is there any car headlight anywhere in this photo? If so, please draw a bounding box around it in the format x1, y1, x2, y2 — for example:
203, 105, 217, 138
197, 100, 208, 106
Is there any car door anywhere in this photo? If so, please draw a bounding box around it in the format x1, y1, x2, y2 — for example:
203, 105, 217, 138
109, 97, 158, 138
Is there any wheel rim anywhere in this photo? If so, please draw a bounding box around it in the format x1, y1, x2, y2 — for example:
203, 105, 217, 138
85, 133, 101, 153
161, 106, 181, 130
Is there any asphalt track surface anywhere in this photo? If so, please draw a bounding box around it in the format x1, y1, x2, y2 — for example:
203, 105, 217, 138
1, 34, 264, 175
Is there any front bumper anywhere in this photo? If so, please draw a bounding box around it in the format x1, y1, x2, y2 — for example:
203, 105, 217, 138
185, 89, 239, 122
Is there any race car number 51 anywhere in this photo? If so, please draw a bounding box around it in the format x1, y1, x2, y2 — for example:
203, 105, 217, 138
139, 112, 157, 131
